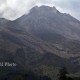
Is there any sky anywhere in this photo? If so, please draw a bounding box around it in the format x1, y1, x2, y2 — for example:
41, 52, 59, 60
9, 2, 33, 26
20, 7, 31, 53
0, 0, 80, 21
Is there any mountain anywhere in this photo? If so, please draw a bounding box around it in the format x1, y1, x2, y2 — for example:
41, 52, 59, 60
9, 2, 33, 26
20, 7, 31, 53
17, 6, 80, 40
0, 6, 80, 79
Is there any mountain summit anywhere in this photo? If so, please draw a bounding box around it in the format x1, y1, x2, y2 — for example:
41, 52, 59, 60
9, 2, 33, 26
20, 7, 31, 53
15, 6, 80, 41
0, 6, 80, 73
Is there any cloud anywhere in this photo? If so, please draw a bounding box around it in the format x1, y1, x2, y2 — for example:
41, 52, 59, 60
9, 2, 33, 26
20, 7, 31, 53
0, 0, 36, 20
0, 0, 80, 21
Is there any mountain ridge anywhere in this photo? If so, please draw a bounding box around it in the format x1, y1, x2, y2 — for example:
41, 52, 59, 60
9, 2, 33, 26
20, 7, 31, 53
0, 6, 80, 73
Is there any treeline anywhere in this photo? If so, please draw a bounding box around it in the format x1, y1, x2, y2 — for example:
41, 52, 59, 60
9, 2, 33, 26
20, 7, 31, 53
58, 67, 80, 80
58, 67, 73, 80
3, 71, 52, 80
1, 67, 80, 80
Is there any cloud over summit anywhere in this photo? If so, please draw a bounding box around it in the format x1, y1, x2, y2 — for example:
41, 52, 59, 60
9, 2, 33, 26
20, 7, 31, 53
0, 0, 80, 21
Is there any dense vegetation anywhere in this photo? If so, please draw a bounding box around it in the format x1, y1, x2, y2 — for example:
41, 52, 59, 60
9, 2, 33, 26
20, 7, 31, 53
0, 67, 80, 80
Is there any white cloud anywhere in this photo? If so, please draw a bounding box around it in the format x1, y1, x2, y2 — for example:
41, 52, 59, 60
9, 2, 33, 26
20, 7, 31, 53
0, 0, 80, 20
0, 0, 36, 20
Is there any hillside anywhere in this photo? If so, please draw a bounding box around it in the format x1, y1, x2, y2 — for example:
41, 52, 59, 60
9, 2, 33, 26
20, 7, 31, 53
0, 5, 80, 79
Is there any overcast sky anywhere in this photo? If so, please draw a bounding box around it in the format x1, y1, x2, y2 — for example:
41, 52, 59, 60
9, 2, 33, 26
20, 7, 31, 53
0, 0, 80, 21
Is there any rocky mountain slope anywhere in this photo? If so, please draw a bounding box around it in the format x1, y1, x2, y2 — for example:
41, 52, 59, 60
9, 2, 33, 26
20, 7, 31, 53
0, 6, 80, 73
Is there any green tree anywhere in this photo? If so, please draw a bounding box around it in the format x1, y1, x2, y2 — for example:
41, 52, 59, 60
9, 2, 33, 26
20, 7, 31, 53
58, 67, 68, 80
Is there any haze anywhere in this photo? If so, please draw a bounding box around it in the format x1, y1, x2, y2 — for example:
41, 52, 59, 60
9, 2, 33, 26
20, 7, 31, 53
0, 0, 80, 21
